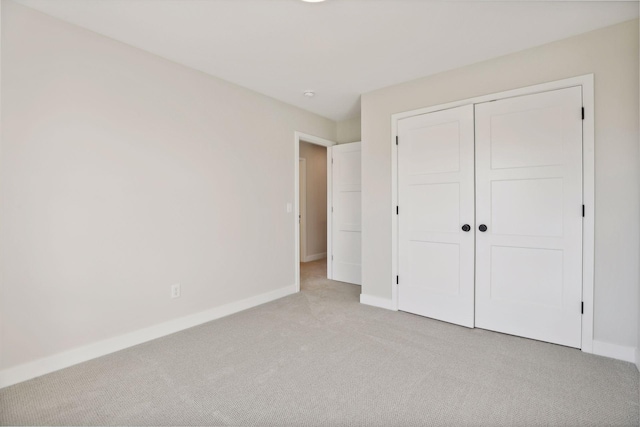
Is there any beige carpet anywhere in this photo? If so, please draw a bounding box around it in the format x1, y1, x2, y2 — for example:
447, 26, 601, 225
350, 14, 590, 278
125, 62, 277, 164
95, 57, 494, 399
1, 258, 638, 426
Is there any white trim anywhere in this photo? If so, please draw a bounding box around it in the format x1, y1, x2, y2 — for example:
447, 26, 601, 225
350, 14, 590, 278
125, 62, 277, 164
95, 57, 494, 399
390, 74, 595, 353
327, 146, 333, 280
299, 158, 307, 264
360, 294, 395, 310
295, 132, 336, 148
0, 284, 296, 389
391, 119, 399, 311
0, 3, 3, 379
294, 132, 336, 292
592, 340, 637, 363
581, 75, 595, 354
304, 252, 327, 262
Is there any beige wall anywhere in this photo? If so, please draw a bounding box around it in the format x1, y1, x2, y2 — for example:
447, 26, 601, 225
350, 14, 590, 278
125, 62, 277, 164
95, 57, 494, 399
337, 116, 361, 144
299, 141, 327, 259
361, 19, 640, 348
0, 2, 336, 370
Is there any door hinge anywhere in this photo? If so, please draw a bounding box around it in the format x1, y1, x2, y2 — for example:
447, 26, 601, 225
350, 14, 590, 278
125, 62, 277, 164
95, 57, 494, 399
582, 205, 585, 217
581, 301, 584, 314
396, 205, 399, 215
331, 157, 334, 164
396, 275, 399, 285
332, 206, 334, 213
581, 107, 585, 120
396, 136, 399, 146
332, 255, 334, 260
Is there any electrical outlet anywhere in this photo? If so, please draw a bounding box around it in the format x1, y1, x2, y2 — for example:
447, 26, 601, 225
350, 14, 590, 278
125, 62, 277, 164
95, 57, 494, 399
171, 283, 181, 299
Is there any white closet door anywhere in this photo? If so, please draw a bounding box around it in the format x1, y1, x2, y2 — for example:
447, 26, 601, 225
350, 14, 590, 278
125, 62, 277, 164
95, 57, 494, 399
332, 142, 361, 285
475, 87, 583, 348
398, 105, 475, 327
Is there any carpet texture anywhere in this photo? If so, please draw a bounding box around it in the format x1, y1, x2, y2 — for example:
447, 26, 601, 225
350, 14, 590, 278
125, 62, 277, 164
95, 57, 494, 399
1, 259, 638, 426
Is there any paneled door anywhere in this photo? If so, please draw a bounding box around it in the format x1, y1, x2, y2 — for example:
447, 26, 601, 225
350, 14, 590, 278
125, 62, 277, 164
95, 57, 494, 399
397, 105, 475, 327
474, 87, 583, 348
332, 142, 362, 285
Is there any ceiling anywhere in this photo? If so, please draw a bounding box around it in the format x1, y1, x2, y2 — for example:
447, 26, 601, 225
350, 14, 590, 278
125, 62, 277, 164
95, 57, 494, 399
11, 0, 639, 122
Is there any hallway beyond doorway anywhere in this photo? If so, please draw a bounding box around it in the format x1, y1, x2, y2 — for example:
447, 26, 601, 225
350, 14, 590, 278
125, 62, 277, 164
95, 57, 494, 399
300, 258, 360, 298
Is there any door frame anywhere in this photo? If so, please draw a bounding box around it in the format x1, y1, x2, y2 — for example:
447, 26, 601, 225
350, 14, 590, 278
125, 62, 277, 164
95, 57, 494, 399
390, 74, 595, 353
299, 158, 307, 264
294, 131, 336, 292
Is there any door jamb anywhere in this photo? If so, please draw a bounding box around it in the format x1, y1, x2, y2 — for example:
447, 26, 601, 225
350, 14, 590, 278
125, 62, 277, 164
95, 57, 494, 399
294, 132, 336, 292
299, 158, 307, 264
390, 74, 595, 353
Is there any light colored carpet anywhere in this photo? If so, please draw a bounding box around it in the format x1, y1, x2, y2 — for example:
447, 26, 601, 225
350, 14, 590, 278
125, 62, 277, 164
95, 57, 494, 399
1, 258, 638, 426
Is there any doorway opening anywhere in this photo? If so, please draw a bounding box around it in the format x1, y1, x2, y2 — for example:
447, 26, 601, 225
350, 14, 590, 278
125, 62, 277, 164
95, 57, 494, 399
299, 142, 327, 263
294, 132, 363, 293
294, 132, 335, 292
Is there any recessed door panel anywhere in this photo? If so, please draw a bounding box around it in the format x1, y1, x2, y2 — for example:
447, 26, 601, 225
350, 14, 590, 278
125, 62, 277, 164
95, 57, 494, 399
490, 246, 564, 308
408, 183, 460, 233
336, 191, 361, 231
490, 105, 565, 169
335, 230, 361, 265
408, 121, 461, 175
491, 178, 564, 237
398, 105, 475, 328
338, 151, 361, 189
408, 242, 460, 296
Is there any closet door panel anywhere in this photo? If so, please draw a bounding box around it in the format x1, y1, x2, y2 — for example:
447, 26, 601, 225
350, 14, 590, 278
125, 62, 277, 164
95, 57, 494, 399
474, 87, 583, 348
397, 105, 475, 327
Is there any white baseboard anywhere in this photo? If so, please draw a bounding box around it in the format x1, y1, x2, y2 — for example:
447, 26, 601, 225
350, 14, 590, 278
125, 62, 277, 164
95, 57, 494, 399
0, 284, 297, 389
360, 294, 395, 310
592, 340, 637, 363
303, 252, 326, 262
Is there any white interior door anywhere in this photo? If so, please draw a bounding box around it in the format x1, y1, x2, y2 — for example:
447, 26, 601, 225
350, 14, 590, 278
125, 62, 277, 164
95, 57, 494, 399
331, 142, 361, 285
397, 105, 475, 327
474, 87, 583, 348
